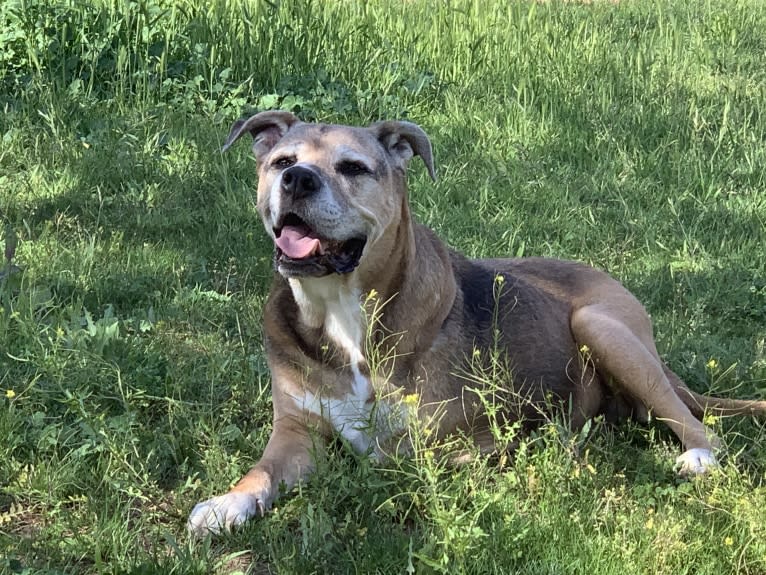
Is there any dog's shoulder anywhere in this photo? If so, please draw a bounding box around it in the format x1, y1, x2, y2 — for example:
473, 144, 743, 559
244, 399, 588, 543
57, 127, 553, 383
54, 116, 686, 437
262, 275, 322, 363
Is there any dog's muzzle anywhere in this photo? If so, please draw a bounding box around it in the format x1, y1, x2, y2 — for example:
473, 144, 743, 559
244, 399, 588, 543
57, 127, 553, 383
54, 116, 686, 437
273, 214, 366, 278
281, 165, 321, 200
272, 167, 366, 277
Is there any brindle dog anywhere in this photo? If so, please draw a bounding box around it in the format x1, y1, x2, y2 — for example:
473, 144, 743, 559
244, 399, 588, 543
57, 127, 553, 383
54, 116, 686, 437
188, 111, 766, 535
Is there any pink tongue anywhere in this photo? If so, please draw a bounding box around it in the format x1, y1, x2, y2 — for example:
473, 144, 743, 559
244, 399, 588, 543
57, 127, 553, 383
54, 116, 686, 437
276, 225, 322, 259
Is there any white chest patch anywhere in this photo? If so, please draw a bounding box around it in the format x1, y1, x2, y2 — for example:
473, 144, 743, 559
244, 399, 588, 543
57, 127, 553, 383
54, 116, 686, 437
288, 279, 403, 455
300, 380, 377, 454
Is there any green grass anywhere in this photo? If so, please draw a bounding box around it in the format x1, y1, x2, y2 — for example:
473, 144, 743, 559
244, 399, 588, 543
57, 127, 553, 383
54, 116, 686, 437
2, 0, 766, 572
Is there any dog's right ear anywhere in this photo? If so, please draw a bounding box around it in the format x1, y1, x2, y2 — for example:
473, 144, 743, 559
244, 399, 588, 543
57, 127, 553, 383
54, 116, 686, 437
222, 111, 300, 161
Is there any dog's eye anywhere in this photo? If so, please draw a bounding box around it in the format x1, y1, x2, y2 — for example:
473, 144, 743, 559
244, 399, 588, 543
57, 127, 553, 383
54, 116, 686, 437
272, 156, 296, 169
337, 161, 370, 176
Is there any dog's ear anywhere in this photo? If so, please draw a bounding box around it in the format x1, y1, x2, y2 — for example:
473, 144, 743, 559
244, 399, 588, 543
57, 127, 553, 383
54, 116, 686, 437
371, 121, 436, 181
222, 111, 300, 161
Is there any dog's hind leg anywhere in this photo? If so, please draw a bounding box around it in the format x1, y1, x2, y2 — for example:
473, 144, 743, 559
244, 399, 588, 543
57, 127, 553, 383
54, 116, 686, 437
571, 302, 718, 476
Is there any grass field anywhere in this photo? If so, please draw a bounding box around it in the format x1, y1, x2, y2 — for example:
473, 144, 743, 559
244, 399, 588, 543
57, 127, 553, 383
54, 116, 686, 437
2, 0, 766, 573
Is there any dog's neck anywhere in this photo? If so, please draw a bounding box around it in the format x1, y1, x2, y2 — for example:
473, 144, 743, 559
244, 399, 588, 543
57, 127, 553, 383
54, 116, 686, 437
288, 275, 361, 334
286, 205, 457, 365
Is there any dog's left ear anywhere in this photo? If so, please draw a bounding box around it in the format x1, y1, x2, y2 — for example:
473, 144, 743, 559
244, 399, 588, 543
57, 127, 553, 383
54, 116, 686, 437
371, 121, 436, 181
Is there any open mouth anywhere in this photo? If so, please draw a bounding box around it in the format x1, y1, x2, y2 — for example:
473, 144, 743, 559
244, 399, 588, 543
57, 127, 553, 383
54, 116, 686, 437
273, 213, 366, 277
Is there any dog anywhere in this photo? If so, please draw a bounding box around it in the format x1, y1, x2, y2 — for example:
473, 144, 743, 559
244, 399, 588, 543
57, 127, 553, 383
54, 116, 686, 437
188, 111, 766, 535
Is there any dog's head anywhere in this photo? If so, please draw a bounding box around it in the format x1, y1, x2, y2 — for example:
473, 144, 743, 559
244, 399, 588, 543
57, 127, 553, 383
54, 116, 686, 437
223, 111, 435, 278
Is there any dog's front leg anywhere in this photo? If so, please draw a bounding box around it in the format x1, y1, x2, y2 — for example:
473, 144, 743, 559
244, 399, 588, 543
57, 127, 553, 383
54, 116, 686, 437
187, 420, 320, 536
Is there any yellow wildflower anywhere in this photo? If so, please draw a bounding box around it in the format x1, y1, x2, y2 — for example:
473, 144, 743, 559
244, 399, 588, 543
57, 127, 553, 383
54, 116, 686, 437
5, 389, 15, 399
403, 393, 419, 406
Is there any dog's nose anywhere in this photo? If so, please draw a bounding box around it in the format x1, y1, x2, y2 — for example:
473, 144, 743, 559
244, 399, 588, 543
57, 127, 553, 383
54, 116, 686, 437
281, 166, 321, 200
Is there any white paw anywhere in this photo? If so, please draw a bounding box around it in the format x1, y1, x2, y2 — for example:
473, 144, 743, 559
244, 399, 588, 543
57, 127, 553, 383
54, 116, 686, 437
187, 492, 264, 536
675, 448, 719, 477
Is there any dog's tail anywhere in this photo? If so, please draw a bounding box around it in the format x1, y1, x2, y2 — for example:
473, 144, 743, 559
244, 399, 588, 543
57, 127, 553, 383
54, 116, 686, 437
664, 365, 766, 419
